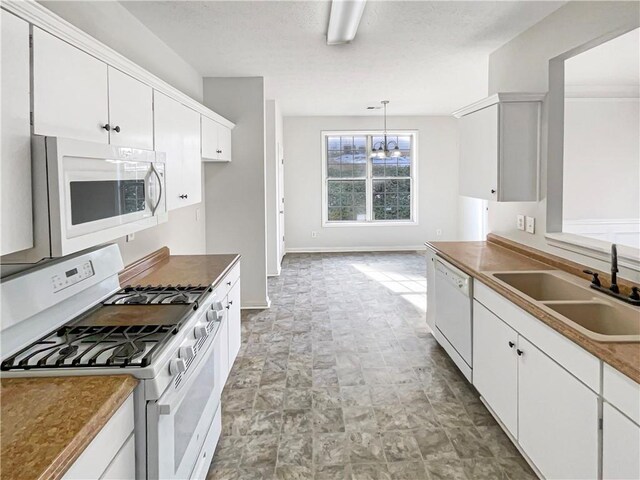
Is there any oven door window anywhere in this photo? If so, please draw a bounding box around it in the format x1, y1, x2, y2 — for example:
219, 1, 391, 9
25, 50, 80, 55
70, 179, 146, 225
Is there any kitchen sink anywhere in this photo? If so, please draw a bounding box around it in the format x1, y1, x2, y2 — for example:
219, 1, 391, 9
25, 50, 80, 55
545, 302, 640, 342
491, 271, 596, 301
489, 270, 640, 342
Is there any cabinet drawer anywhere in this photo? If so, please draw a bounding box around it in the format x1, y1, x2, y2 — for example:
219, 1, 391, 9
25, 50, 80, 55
63, 393, 134, 479
100, 433, 135, 480
474, 281, 600, 392
214, 262, 240, 299
603, 363, 640, 425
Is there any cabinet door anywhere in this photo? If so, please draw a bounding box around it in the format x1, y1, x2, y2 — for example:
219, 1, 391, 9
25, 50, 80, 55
154, 92, 201, 210
180, 107, 202, 206
1, 11, 32, 256
603, 403, 640, 480
472, 301, 518, 436
201, 115, 218, 160
518, 337, 598, 480
32, 28, 108, 143
425, 247, 437, 332
217, 124, 232, 162
227, 280, 242, 368
107, 67, 153, 150
220, 311, 230, 385
458, 104, 498, 200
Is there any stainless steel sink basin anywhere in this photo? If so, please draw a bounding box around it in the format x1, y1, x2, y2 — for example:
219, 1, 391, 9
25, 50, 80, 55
491, 271, 595, 301
545, 302, 640, 342
488, 270, 640, 342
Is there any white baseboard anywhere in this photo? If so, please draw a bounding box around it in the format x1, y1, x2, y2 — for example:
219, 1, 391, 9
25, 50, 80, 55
285, 245, 425, 254
241, 297, 271, 310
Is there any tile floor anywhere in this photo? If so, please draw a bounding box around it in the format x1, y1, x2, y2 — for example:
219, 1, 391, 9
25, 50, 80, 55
207, 251, 536, 480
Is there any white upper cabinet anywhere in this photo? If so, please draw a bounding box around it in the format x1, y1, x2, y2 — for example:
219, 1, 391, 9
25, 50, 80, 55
33, 28, 109, 143
1, 11, 32, 256
107, 67, 153, 150
202, 115, 232, 162
454, 93, 544, 202
154, 92, 201, 210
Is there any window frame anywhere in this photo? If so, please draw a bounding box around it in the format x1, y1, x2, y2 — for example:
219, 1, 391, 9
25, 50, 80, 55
321, 130, 419, 227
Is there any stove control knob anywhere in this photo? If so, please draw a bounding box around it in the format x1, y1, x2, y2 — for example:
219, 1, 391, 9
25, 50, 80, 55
213, 301, 224, 312
194, 325, 208, 339
169, 358, 186, 375
179, 346, 196, 360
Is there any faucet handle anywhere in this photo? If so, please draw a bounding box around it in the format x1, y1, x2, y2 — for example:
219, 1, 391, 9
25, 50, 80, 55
583, 270, 601, 287
630, 287, 640, 301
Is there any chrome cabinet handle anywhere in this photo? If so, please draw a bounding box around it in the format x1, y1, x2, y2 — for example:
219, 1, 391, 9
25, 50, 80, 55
150, 163, 163, 216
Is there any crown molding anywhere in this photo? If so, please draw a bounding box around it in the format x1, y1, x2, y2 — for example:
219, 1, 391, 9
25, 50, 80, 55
452, 92, 547, 118
1, 0, 235, 129
565, 84, 639, 99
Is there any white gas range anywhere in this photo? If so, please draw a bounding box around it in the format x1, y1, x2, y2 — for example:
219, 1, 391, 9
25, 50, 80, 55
1, 244, 225, 479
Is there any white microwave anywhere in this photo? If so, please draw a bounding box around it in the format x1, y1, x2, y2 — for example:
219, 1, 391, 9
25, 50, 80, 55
3, 136, 167, 266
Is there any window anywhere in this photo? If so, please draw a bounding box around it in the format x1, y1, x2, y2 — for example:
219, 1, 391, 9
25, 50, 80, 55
323, 131, 417, 225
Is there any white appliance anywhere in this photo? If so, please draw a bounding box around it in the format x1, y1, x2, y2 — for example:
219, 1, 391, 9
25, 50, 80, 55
434, 257, 473, 381
2, 136, 167, 267
1, 244, 224, 479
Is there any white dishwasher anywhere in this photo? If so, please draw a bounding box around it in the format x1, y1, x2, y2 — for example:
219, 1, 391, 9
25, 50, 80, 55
434, 257, 473, 382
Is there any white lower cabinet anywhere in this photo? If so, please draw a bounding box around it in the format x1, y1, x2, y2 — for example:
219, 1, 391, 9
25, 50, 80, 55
227, 280, 242, 367
63, 393, 135, 480
602, 403, 640, 480
518, 337, 599, 480
472, 301, 518, 437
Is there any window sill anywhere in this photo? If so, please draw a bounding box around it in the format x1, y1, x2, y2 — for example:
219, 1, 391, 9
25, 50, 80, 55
322, 220, 418, 228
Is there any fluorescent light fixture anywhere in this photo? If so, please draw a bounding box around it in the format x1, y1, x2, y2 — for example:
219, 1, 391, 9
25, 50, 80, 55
327, 0, 367, 45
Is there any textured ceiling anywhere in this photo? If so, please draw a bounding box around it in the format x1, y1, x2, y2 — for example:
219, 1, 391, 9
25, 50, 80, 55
121, 0, 565, 116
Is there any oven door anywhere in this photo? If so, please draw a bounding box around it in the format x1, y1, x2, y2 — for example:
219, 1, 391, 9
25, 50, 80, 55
147, 323, 222, 480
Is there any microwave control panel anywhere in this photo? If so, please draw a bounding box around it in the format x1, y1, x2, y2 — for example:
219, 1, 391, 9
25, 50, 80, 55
52, 261, 95, 293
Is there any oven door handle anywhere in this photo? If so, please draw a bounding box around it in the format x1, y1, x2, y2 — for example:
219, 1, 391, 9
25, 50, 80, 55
150, 162, 163, 216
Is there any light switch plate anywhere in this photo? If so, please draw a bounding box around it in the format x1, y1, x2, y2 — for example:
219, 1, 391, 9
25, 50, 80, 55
526, 216, 535, 234
517, 215, 525, 231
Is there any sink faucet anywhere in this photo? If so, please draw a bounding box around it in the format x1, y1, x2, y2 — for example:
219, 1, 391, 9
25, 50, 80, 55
610, 243, 619, 294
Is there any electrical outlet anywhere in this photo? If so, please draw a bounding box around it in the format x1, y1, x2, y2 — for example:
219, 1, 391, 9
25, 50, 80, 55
311, 231, 318, 238
517, 215, 525, 231
526, 216, 535, 234
126, 233, 135, 242
436, 229, 442, 236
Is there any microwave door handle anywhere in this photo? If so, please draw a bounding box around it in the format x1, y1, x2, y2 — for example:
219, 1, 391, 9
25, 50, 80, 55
150, 163, 163, 216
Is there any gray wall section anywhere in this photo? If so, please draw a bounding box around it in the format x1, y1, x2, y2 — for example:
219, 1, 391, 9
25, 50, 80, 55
282, 115, 460, 250
203, 78, 269, 308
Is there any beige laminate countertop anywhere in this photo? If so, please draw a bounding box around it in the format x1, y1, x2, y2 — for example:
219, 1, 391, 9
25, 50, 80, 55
427, 239, 640, 384
125, 254, 240, 288
0, 375, 138, 480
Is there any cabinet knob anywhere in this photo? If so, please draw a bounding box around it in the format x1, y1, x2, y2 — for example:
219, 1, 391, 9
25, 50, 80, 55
102, 124, 111, 131
227, 281, 232, 286
229, 300, 233, 305
516, 349, 524, 356
217, 149, 222, 154
491, 189, 496, 194
179, 194, 189, 199
113, 125, 121, 133
508, 341, 515, 348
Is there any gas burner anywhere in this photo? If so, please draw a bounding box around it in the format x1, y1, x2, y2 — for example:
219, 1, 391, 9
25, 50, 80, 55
104, 285, 210, 306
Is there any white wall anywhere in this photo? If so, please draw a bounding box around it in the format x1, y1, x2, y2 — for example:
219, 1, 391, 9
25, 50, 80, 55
38, 1, 203, 101
203, 78, 269, 308
563, 98, 639, 221
38, 0, 208, 268
282, 116, 459, 251
487, 1, 640, 280
265, 100, 283, 276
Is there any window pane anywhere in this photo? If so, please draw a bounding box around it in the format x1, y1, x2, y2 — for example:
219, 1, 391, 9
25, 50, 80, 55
328, 136, 367, 179
372, 179, 411, 221
327, 180, 366, 221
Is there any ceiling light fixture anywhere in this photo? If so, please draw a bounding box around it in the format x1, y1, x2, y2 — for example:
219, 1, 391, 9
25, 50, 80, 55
371, 100, 402, 158
326, 0, 367, 46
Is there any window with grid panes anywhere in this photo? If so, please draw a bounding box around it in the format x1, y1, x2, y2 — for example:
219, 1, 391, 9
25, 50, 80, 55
324, 133, 415, 224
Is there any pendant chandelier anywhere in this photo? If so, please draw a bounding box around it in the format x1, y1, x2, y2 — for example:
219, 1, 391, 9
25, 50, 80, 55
371, 100, 401, 159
